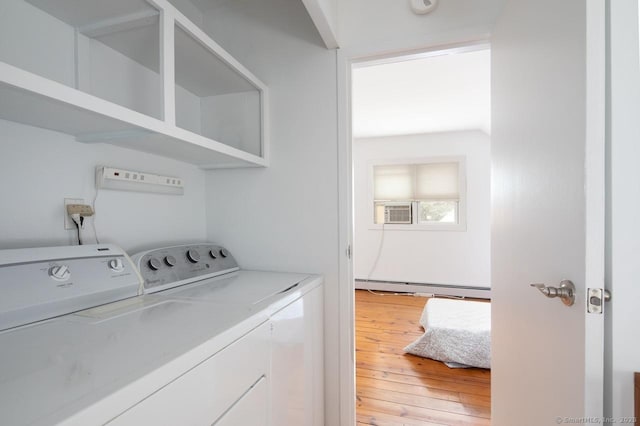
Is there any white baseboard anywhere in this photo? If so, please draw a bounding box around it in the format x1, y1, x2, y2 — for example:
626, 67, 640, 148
355, 279, 491, 299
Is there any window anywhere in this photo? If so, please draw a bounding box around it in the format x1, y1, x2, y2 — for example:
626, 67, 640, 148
418, 200, 457, 223
371, 158, 465, 230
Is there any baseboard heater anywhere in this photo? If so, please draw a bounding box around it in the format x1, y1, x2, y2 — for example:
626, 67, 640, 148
355, 279, 491, 299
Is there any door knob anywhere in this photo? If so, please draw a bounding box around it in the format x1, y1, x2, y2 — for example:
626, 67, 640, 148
530, 280, 575, 306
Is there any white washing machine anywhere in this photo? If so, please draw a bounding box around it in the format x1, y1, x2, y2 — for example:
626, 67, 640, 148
0, 243, 323, 426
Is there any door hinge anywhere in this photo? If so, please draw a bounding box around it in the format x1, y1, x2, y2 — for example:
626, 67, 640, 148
587, 288, 611, 314
346, 244, 352, 260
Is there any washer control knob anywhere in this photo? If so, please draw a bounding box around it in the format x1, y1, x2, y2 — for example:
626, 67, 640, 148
219, 248, 229, 258
148, 258, 162, 271
49, 265, 71, 281
164, 255, 177, 267
108, 258, 125, 273
187, 249, 200, 263
209, 250, 217, 259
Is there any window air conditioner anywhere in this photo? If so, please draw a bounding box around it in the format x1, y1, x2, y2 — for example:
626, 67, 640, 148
384, 203, 412, 224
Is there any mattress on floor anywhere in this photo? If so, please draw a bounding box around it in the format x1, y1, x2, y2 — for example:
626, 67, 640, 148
404, 298, 491, 369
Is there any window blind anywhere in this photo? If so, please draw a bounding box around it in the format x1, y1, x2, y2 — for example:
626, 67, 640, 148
373, 164, 415, 200
373, 162, 459, 201
415, 162, 459, 200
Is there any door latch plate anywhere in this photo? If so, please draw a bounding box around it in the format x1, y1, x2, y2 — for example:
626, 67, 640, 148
587, 288, 604, 314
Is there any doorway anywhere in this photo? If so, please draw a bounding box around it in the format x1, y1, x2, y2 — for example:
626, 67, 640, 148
349, 44, 492, 424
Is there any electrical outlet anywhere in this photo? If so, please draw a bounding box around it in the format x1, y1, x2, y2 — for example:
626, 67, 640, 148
64, 198, 84, 230
66, 204, 94, 216
96, 166, 184, 195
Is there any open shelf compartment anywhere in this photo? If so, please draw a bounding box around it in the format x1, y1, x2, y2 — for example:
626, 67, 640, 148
0, 0, 163, 120
0, 0, 269, 168
173, 21, 265, 158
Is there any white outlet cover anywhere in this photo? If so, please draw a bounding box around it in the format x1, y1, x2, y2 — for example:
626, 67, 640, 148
64, 198, 84, 230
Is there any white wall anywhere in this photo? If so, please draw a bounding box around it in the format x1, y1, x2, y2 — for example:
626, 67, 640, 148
168, 0, 204, 27
201, 91, 261, 156
198, 1, 340, 424
84, 38, 203, 128
0, 0, 75, 86
353, 131, 491, 287
338, 0, 505, 52
80, 36, 162, 120
0, 119, 207, 253
606, 0, 640, 419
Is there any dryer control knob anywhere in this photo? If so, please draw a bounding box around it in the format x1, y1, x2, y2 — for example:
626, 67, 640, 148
219, 248, 229, 258
209, 250, 217, 259
148, 258, 162, 271
108, 258, 125, 273
187, 249, 200, 263
49, 265, 71, 281
164, 255, 177, 267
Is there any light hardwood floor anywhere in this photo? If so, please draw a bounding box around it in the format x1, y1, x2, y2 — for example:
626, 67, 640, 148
355, 290, 491, 425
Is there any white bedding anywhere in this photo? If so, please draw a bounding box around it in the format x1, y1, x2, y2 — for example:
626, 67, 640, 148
404, 298, 491, 369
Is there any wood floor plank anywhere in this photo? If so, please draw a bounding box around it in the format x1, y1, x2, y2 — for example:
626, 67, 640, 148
356, 304, 428, 318
356, 376, 464, 403
355, 329, 424, 348
358, 386, 490, 418
356, 340, 415, 355
357, 351, 490, 383
356, 316, 425, 327
458, 393, 491, 408
356, 319, 425, 333
356, 325, 423, 338
357, 407, 446, 425
356, 291, 430, 307
355, 290, 491, 424
357, 396, 490, 426
357, 368, 491, 397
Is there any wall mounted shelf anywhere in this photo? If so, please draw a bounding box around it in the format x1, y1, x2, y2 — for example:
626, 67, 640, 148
0, 0, 269, 169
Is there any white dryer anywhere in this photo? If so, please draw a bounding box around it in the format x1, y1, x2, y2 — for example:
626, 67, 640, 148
128, 243, 325, 426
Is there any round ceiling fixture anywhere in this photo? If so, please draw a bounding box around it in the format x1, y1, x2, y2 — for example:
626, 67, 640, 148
410, 0, 438, 15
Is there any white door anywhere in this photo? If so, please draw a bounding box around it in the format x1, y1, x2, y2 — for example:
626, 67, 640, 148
491, 0, 605, 424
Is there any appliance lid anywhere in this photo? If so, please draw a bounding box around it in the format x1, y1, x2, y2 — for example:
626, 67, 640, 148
0, 293, 262, 426
161, 270, 310, 306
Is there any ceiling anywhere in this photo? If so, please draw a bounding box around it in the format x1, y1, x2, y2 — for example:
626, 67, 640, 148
352, 48, 491, 139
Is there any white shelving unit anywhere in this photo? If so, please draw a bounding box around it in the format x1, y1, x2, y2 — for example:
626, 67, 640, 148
0, 0, 269, 168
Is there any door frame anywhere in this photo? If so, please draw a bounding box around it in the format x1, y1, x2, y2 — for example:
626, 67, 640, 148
336, 0, 606, 417
583, 0, 607, 416
336, 37, 492, 425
